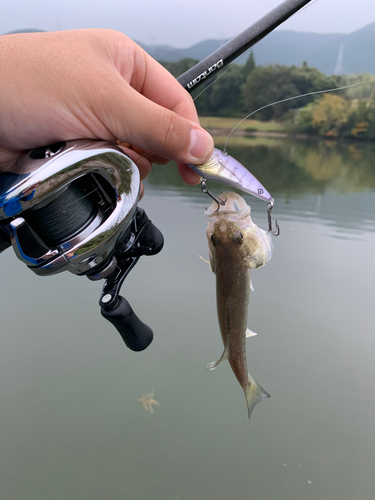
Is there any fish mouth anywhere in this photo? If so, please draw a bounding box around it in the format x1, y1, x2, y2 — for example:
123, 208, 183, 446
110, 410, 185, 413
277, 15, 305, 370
205, 192, 250, 220
205, 207, 250, 219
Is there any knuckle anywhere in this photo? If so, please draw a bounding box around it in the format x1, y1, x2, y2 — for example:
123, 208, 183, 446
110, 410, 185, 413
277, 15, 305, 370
161, 111, 187, 156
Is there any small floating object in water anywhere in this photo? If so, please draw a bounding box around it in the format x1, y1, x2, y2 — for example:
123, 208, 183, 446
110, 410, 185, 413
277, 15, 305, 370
138, 390, 159, 413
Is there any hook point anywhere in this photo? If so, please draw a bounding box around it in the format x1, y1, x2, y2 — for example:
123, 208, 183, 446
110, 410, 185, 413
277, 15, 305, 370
267, 200, 280, 236
201, 179, 226, 211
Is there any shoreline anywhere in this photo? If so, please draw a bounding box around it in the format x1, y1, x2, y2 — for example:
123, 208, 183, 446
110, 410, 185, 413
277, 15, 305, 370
204, 126, 314, 142
204, 126, 375, 144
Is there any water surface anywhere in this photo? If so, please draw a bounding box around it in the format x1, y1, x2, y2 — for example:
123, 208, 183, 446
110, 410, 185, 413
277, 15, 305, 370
1, 138, 374, 500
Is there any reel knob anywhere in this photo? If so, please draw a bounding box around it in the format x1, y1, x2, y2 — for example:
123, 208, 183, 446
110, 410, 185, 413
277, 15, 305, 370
101, 296, 153, 351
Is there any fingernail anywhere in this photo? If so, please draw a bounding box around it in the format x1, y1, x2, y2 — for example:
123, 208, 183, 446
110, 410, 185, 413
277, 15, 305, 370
189, 128, 213, 162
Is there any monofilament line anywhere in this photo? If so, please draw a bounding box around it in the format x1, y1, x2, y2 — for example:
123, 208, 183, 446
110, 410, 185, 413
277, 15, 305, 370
192, 46, 253, 102
192, 0, 320, 103
223, 77, 375, 152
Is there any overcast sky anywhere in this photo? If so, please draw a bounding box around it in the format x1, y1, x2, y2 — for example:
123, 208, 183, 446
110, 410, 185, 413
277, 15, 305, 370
2, 0, 375, 47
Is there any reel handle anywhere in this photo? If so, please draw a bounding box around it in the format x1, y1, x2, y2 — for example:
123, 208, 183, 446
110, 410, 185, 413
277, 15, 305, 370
101, 296, 153, 351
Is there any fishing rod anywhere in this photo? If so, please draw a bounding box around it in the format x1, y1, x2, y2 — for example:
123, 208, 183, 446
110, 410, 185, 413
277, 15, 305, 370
177, 1, 311, 234
1, 1, 312, 352
177, 0, 313, 92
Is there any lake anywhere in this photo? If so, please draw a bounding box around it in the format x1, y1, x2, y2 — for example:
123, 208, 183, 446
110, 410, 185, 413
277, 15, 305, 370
1, 137, 375, 500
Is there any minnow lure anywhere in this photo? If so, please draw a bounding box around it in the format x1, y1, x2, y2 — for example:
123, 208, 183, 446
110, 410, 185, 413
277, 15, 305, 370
187, 148, 272, 203
187, 148, 280, 235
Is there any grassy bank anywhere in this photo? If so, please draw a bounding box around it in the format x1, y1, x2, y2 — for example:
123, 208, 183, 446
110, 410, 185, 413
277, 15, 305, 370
199, 116, 285, 133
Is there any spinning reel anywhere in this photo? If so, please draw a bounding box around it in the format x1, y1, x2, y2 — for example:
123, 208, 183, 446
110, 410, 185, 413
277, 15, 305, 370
0, 139, 163, 351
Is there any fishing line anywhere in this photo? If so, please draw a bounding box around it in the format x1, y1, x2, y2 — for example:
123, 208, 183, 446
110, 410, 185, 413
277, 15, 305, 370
26, 174, 132, 244
193, 0, 320, 102
26, 181, 97, 246
298, 0, 319, 13
51, 183, 107, 208
223, 77, 375, 152
192, 46, 254, 102
126, 1, 325, 163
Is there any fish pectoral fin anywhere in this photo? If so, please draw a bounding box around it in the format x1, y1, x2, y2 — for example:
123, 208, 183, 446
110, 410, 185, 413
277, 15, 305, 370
245, 373, 270, 420
199, 255, 210, 264
246, 328, 257, 338
248, 271, 254, 292
199, 255, 212, 272
206, 346, 230, 371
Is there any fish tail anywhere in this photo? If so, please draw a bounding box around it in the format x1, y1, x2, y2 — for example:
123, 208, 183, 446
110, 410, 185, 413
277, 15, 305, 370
245, 373, 270, 420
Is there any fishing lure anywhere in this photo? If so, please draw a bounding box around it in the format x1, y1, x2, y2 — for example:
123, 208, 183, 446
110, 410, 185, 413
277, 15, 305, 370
187, 148, 280, 235
187, 148, 272, 202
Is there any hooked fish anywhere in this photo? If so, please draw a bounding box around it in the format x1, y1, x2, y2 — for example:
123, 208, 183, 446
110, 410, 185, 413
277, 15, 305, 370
205, 192, 273, 419
188, 148, 272, 203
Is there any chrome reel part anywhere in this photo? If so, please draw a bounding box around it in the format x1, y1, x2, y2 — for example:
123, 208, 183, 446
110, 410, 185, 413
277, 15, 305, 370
0, 140, 164, 351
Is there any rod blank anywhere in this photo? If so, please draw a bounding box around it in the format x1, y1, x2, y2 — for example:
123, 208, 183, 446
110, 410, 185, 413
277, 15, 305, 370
177, 0, 313, 92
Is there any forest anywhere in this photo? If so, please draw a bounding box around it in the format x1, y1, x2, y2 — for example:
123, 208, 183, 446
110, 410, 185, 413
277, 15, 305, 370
160, 54, 375, 140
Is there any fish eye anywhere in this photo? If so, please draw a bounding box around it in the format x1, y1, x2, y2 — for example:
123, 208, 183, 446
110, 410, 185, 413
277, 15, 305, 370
233, 231, 244, 244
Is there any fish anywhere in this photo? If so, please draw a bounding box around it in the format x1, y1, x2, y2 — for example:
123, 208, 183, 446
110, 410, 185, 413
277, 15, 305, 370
187, 148, 272, 203
205, 191, 273, 419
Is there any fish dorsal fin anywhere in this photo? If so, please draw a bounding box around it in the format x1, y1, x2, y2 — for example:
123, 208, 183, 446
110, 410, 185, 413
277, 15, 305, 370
246, 328, 257, 338
206, 345, 230, 370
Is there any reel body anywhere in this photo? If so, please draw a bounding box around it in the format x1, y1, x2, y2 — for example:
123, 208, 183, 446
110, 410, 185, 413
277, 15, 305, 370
0, 140, 163, 350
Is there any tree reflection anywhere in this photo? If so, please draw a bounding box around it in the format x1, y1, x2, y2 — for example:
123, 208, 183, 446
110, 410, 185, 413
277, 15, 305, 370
144, 139, 375, 197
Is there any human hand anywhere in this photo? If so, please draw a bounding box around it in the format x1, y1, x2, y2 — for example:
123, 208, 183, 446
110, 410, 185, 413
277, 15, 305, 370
0, 29, 214, 196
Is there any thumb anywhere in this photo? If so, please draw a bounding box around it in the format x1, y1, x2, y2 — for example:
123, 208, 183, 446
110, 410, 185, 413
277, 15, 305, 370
100, 77, 214, 164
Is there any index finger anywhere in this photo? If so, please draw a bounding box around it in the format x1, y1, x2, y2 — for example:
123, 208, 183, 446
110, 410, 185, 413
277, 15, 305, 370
124, 42, 200, 126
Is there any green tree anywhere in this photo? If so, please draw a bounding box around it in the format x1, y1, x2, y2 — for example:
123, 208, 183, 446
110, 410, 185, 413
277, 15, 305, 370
242, 64, 339, 120
207, 65, 245, 116
297, 94, 349, 137
357, 91, 375, 139
159, 58, 199, 78
346, 100, 369, 138
343, 74, 375, 100
288, 65, 338, 107
242, 51, 256, 79
242, 65, 299, 120
159, 57, 213, 115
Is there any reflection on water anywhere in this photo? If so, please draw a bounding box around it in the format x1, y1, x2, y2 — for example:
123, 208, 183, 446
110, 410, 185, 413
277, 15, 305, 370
147, 138, 375, 194
0, 138, 375, 500
147, 139, 375, 237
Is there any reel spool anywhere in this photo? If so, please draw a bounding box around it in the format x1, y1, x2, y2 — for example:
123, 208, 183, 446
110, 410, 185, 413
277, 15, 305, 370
0, 139, 164, 351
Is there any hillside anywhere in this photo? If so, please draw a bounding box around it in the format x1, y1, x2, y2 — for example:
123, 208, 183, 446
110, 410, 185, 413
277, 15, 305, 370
4, 24, 375, 75
137, 23, 375, 75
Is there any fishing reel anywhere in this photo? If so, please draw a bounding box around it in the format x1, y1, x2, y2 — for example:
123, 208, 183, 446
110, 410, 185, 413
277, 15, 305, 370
0, 139, 164, 351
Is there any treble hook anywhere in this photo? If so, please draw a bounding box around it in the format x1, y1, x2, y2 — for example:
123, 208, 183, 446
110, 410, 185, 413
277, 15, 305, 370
267, 199, 280, 236
201, 179, 226, 212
